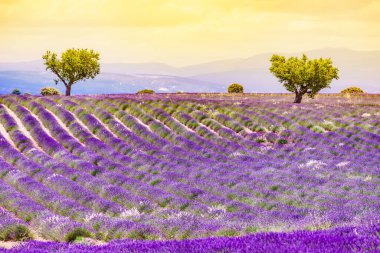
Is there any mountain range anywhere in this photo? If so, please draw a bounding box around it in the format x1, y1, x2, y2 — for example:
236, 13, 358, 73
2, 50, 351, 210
0, 48, 379, 95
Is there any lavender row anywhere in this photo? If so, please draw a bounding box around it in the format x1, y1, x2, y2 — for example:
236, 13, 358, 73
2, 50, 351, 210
3, 224, 380, 253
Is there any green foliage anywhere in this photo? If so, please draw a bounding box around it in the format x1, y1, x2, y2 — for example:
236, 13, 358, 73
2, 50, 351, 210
91, 169, 101, 176
158, 198, 171, 208
93, 222, 101, 231
342, 186, 351, 191
11, 89, 21, 95
278, 138, 288, 145
137, 89, 155, 94
42, 48, 100, 96
245, 226, 259, 233
24, 215, 32, 223
216, 228, 240, 237
1, 171, 9, 178
41, 87, 61, 96
341, 87, 364, 94
270, 185, 279, 191
1, 225, 32, 241
320, 121, 337, 131
228, 83, 244, 93
226, 205, 238, 212
126, 229, 156, 240
255, 137, 266, 143
269, 54, 339, 103
64, 228, 93, 242
150, 179, 161, 186
180, 202, 190, 211
310, 125, 325, 133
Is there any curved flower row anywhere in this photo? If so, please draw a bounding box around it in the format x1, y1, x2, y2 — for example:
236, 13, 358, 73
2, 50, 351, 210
3, 224, 380, 253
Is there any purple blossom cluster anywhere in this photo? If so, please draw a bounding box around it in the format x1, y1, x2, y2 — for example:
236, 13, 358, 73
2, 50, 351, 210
0, 93, 379, 251
2, 224, 379, 252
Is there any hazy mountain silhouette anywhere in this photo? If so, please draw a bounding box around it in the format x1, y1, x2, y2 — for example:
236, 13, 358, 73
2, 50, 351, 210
0, 48, 379, 94
182, 48, 380, 93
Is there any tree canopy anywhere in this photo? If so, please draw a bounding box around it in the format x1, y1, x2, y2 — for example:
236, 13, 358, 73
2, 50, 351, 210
228, 83, 244, 93
41, 87, 61, 96
42, 48, 100, 96
137, 89, 155, 94
341, 87, 364, 94
11, 89, 21, 95
269, 54, 339, 103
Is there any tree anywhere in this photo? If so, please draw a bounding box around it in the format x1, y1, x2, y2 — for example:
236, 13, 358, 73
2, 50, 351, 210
41, 87, 61, 96
42, 48, 100, 96
137, 89, 155, 94
269, 54, 339, 103
341, 87, 364, 94
11, 89, 21, 95
228, 83, 244, 93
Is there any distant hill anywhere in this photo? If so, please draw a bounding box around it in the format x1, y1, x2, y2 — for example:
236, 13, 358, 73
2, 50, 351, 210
0, 48, 379, 94
0, 72, 219, 95
183, 48, 380, 93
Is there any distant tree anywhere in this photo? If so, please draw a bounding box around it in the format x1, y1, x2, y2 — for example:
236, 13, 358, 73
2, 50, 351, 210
341, 87, 364, 94
42, 48, 100, 96
137, 89, 155, 94
41, 87, 61, 96
228, 83, 244, 93
11, 89, 21, 95
269, 54, 339, 103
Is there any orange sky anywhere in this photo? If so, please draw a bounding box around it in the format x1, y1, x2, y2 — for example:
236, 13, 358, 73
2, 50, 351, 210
0, 0, 379, 66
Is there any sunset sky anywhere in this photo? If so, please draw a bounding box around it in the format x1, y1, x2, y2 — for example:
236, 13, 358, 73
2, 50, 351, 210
0, 0, 379, 66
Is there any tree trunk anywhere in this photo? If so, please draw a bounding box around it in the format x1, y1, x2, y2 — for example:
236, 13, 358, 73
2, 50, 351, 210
294, 93, 303, 103
65, 85, 71, 96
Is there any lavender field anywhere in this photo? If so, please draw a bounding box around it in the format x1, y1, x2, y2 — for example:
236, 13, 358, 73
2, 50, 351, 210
0, 93, 379, 252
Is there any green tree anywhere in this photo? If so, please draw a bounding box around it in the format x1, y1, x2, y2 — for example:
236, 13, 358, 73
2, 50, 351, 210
228, 83, 244, 93
137, 89, 155, 94
341, 86, 364, 94
42, 48, 100, 96
11, 89, 21, 95
41, 87, 61, 96
269, 54, 339, 103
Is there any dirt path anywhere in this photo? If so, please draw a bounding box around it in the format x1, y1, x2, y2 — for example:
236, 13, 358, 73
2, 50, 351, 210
0, 241, 20, 249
